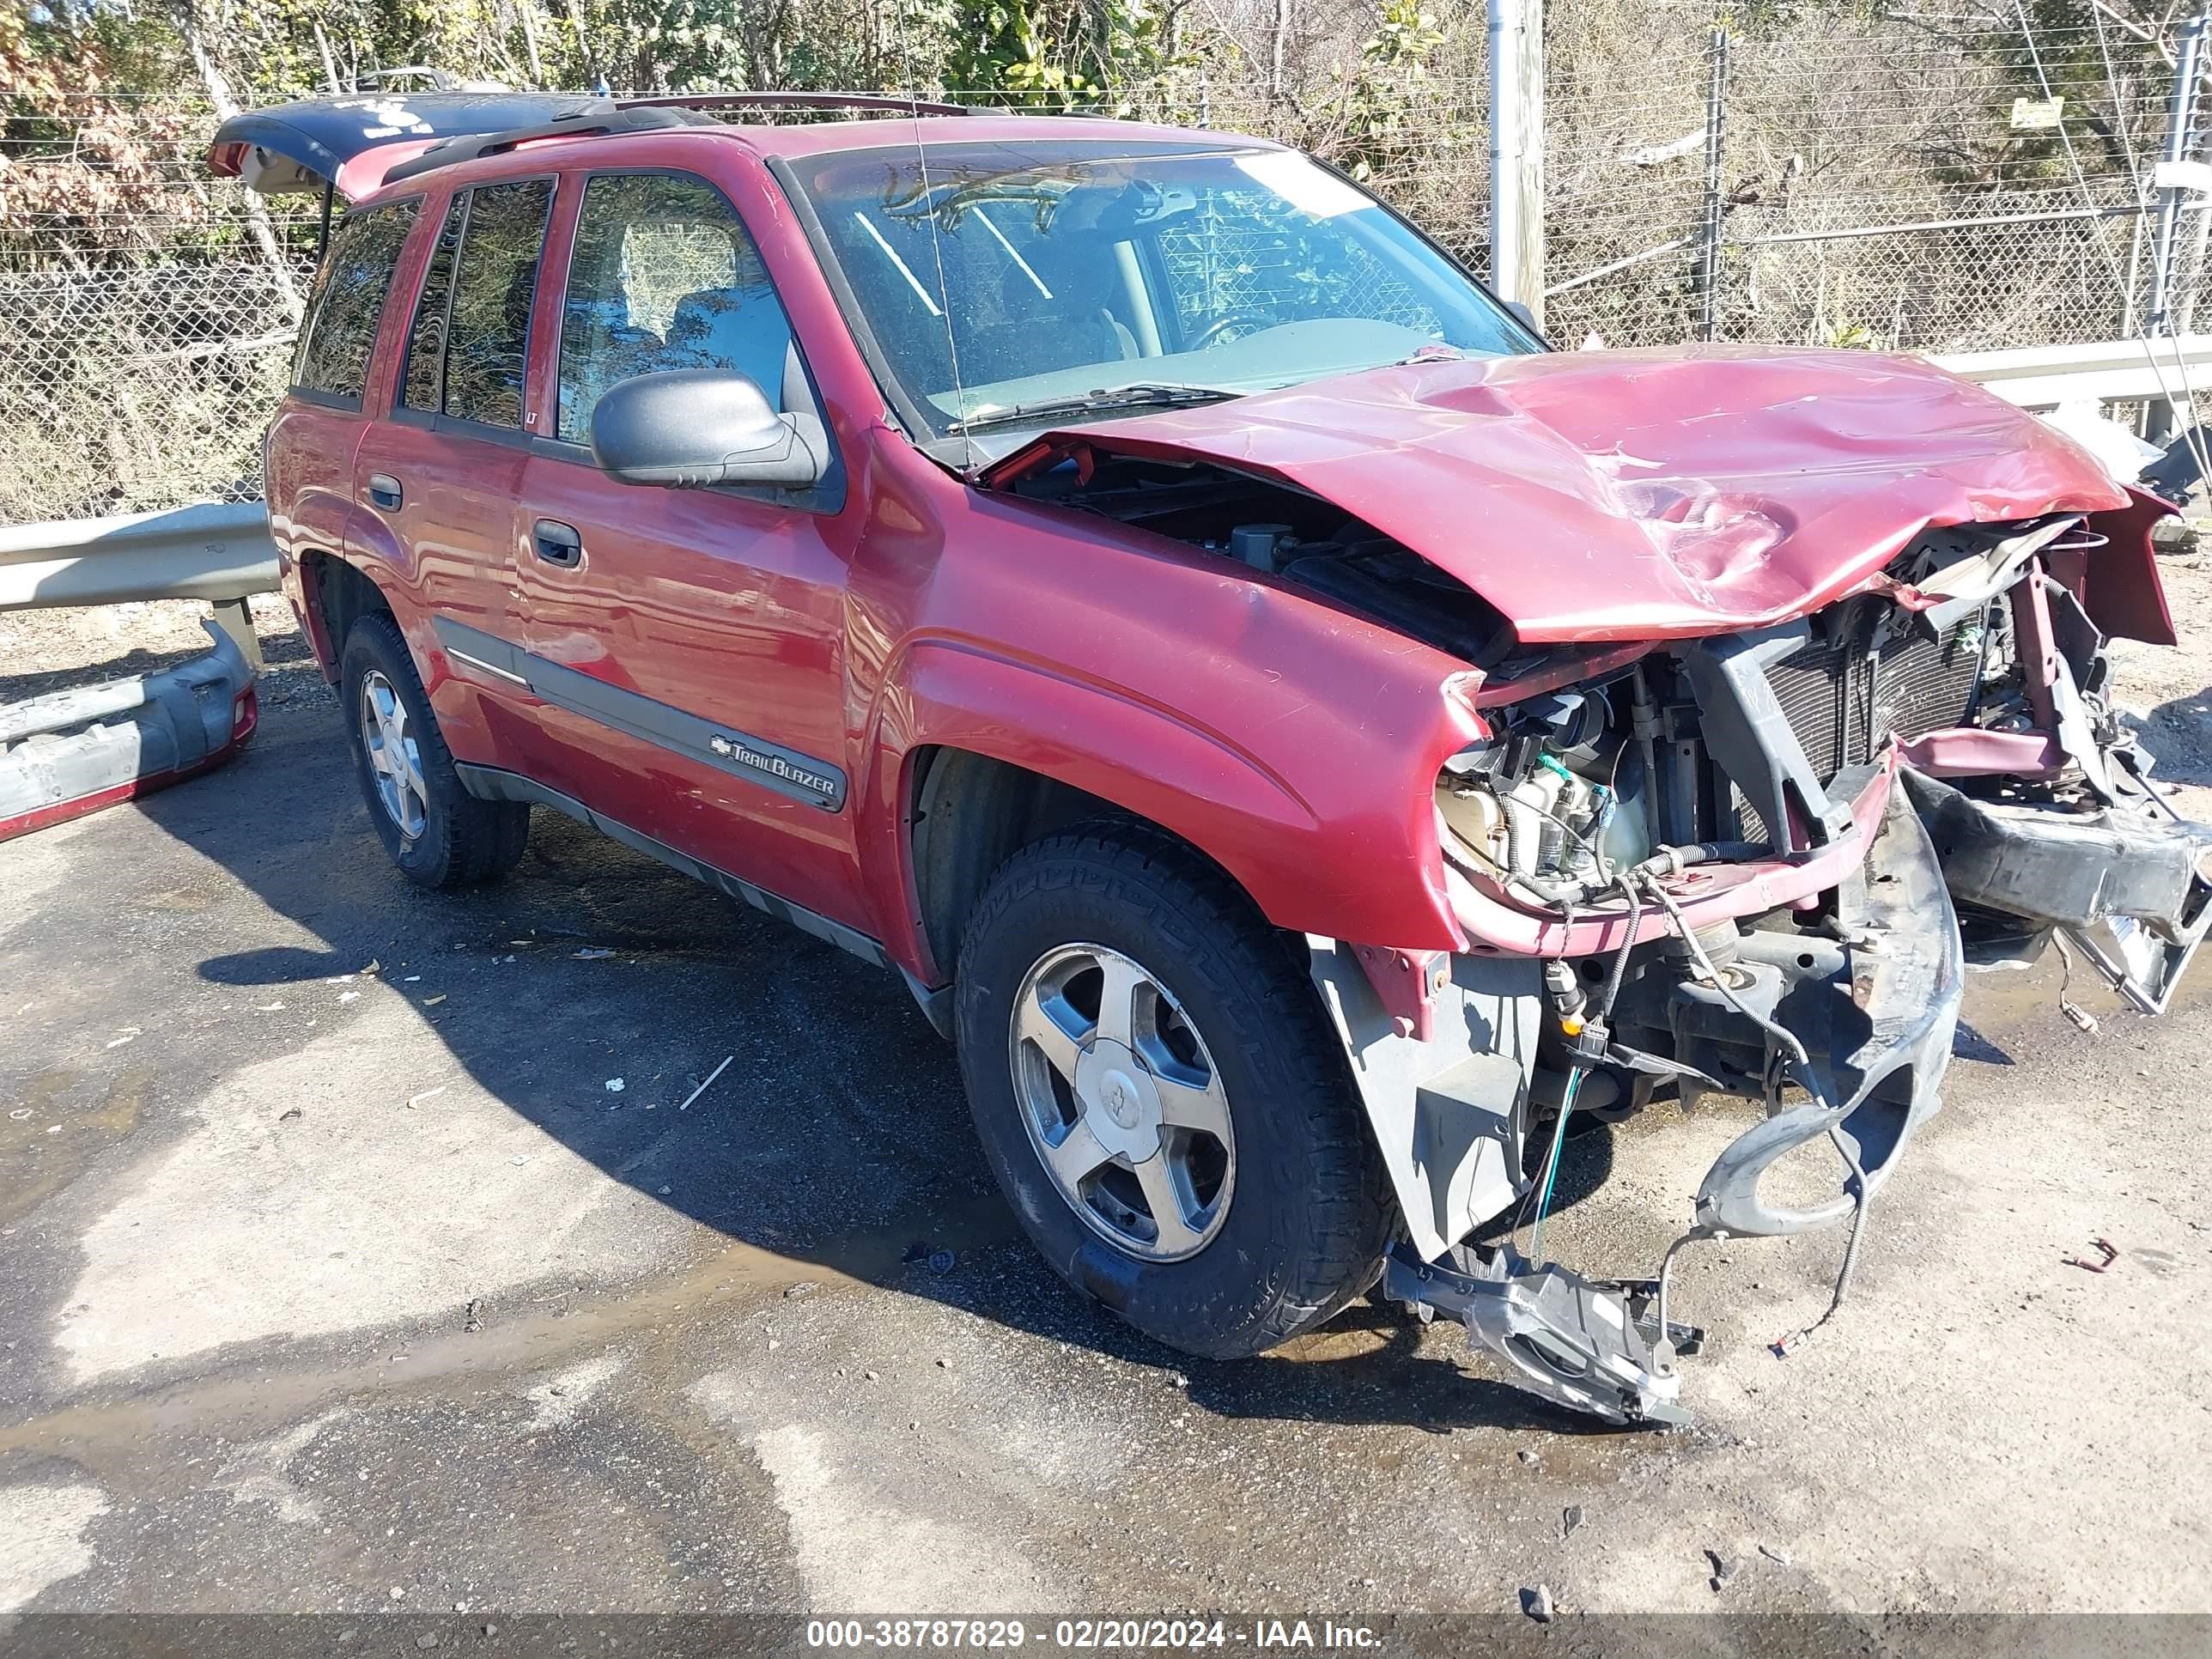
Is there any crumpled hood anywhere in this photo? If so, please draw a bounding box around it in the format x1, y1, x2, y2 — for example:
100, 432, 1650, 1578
986, 344, 2140, 642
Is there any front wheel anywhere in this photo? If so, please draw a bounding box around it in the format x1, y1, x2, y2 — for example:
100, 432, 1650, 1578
954, 823, 1394, 1359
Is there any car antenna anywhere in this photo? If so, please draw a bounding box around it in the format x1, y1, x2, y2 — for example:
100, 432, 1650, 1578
890, 46, 971, 466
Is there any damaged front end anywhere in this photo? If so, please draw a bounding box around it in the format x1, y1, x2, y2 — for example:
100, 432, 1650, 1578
1315, 507, 2210, 1425
988, 352, 2209, 1425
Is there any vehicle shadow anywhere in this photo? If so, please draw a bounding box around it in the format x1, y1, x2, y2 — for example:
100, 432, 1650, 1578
2134, 684, 2212, 787
0, 624, 320, 704
134, 690, 1623, 1436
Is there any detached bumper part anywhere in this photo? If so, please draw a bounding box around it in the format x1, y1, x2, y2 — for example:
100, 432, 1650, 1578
1903, 767, 2212, 1013
1385, 1243, 1702, 1426
1687, 778, 1964, 1240
0, 620, 257, 841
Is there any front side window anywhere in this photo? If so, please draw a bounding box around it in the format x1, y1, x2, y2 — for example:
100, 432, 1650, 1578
401, 179, 553, 428
786, 142, 1539, 449
556, 172, 799, 445
294, 199, 419, 402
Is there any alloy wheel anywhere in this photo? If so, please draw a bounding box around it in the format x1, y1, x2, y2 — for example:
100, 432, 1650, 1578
1008, 943, 1236, 1261
359, 669, 428, 840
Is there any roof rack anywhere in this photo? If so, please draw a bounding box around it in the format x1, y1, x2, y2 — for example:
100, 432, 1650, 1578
380, 103, 711, 185
622, 91, 980, 118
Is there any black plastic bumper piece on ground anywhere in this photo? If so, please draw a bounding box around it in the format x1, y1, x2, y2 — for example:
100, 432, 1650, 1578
1383, 1243, 1704, 1427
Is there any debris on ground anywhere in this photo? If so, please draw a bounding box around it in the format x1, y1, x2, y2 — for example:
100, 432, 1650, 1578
2065, 1237, 2120, 1273
1759, 1543, 1793, 1565
1518, 1448, 1540, 1467
605, 1078, 625, 1093
422, 994, 446, 1007
572, 946, 615, 960
677, 1054, 732, 1112
404, 1086, 447, 1111
278, 1108, 303, 1122
781, 1281, 818, 1300
927, 1249, 957, 1275
1706, 1548, 1738, 1591
463, 1298, 484, 1334
1519, 1584, 1554, 1623
106, 1027, 141, 1048
1562, 1504, 1583, 1540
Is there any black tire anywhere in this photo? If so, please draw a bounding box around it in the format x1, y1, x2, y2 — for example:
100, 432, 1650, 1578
340, 612, 529, 889
954, 822, 1395, 1359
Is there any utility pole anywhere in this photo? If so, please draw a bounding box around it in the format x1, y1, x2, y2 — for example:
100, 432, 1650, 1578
2148, 12, 2207, 339
1697, 26, 1730, 343
1487, 0, 1546, 327
2148, 11, 2207, 441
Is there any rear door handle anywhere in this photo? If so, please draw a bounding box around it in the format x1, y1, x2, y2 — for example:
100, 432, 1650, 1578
366, 473, 403, 511
532, 519, 584, 568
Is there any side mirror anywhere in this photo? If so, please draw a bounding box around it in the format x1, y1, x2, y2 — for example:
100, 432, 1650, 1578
589, 368, 825, 489
1504, 299, 1543, 336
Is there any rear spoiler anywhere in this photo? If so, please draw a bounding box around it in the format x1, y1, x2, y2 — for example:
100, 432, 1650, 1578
209, 88, 985, 203
207, 91, 605, 202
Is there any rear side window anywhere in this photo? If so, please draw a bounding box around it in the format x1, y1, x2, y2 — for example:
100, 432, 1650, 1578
401, 179, 554, 428
294, 200, 418, 403
403, 196, 466, 412
556, 173, 799, 444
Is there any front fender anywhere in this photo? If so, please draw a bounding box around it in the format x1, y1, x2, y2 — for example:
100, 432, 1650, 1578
860, 633, 1478, 980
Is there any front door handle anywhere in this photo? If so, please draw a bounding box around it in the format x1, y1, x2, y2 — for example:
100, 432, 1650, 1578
532, 519, 584, 568
367, 473, 403, 511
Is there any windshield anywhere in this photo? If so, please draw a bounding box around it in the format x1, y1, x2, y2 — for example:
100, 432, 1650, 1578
783, 140, 1540, 450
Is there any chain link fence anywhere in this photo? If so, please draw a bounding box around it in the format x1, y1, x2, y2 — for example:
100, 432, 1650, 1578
1546, 12, 2191, 352
3, 9, 2207, 526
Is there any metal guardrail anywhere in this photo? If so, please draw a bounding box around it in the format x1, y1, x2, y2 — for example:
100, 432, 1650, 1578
2, 501, 274, 839
0, 500, 276, 613
0, 500, 277, 669
1931, 335, 2212, 410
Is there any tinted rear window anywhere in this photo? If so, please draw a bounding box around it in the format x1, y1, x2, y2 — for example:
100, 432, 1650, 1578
445, 179, 554, 428
294, 200, 419, 403
403, 196, 466, 413
400, 179, 553, 428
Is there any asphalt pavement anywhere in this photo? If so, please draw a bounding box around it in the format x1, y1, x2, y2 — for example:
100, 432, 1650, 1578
3, 667, 2209, 1629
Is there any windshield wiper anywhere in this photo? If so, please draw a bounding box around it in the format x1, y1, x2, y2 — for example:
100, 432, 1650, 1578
945, 382, 1243, 434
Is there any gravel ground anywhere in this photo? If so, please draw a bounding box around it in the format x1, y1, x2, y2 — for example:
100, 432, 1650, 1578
2, 564, 2209, 1633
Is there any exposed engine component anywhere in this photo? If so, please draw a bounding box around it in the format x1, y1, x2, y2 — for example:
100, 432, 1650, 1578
1436, 684, 1655, 901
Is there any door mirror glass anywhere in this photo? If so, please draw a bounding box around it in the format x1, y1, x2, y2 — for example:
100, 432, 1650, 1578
588, 368, 825, 489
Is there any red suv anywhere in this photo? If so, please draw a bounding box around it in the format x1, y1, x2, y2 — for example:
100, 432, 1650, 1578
217, 92, 2210, 1425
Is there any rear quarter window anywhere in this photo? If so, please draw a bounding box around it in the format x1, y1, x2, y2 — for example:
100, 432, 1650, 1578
293, 200, 420, 404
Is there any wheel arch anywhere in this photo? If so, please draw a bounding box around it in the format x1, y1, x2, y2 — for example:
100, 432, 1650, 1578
862, 636, 1470, 992
904, 744, 1278, 1006
297, 550, 396, 678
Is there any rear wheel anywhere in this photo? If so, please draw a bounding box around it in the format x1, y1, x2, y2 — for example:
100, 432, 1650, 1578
955, 823, 1394, 1359
340, 612, 528, 888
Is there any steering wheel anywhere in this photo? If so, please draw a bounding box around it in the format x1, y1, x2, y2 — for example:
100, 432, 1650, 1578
1187, 312, 1273, 350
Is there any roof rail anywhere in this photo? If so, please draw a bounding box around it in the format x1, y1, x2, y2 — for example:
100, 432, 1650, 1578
379, 103, 714, 185
619, 91, 978, 118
